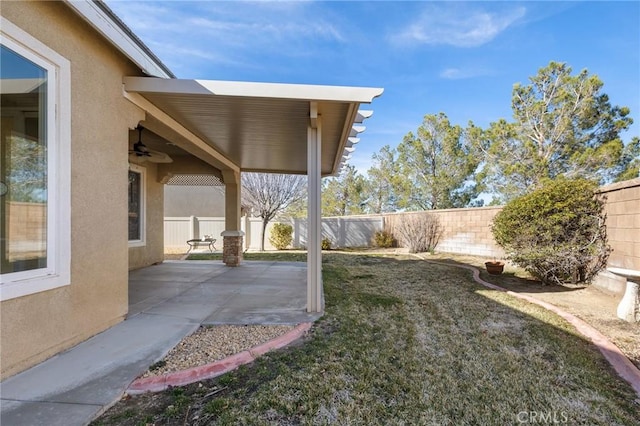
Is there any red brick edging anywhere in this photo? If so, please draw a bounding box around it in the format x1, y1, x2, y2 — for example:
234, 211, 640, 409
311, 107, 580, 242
127, 322, 312, 394
422, 258, 640, 398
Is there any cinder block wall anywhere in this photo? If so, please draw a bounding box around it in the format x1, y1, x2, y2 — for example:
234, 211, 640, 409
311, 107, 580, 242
594, 178, 640, 294
384, 206, 504, 258
382, 179, 640, 295
7, 202, 46, 247
597, 178, 640, 272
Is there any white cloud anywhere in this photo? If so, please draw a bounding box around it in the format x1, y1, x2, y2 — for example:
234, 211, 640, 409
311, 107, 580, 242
188, 16, 345, 44
146, 41, 241, 65
105, 0, 345, 74
440, 67, 493, 80
441, 68, 464, 79
391, 5, 526, 48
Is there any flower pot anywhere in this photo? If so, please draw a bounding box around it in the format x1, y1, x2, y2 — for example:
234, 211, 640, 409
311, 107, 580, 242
485, 261, 504, 275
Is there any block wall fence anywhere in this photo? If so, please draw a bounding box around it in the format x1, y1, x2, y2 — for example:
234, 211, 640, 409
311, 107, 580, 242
597, 177, 640, 273
382, 207, 504, 258
164, 178, 640, 283
7, 202, 46, 244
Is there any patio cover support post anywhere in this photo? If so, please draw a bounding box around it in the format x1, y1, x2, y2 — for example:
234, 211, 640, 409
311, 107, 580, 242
221, 170, 244, 266
307, 108, 323, 313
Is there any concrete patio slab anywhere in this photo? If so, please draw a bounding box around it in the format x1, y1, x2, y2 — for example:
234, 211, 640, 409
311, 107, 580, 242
0, 260, 317, 426
0, 400, 102, 426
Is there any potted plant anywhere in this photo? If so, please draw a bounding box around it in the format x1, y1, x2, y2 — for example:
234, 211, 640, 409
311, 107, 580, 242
485, 259, 505, 275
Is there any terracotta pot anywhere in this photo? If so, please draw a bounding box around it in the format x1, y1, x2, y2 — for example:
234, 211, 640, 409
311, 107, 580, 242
485, 261, 505, 275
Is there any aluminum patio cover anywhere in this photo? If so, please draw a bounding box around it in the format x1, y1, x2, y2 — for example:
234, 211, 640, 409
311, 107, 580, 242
123, 77, 383, 176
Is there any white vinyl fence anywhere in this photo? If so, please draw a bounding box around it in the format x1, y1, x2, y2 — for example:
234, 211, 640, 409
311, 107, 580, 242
164, 215, 385, 252
293, 216, 385, 249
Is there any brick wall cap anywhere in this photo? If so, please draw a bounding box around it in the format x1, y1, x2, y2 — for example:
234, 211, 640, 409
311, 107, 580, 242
597, 177, 640, 194
221, 230, 245, 237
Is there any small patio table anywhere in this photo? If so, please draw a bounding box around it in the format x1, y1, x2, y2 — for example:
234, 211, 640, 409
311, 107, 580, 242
186, 238, 217, 253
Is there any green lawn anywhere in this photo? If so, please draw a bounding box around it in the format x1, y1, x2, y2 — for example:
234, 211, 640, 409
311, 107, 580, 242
94, 252, 639, 425
186, 250, 308, 262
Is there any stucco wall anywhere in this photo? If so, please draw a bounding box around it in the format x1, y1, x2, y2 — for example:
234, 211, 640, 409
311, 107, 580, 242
1, 1, 145, 379
128, 162, 165, 269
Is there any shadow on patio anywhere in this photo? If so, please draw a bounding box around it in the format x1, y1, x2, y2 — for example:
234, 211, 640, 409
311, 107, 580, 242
129, 260, 321, 325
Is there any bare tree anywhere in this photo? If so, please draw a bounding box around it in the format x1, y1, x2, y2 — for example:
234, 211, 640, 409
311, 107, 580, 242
242, 173, 307, 251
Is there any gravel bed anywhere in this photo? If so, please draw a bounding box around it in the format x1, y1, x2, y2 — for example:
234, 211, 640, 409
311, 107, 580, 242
143, 324, 295, 378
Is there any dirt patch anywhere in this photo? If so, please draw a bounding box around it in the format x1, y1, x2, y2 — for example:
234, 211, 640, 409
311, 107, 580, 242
509, 285, 639, 370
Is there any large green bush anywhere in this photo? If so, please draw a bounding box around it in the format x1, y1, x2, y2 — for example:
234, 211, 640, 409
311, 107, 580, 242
492, 179, 610, 285
269, 223, 293, 250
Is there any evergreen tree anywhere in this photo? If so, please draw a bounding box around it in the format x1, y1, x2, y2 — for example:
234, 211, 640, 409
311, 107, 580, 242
395, 113, 481, 210
479, 61, 633, 201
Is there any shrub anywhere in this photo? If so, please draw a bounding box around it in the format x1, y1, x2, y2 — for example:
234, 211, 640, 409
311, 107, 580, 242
394, 213, 443, 253
321, 238, 332, 250
492, 178, 610, 285
373, 230, 395, 248
269, 223, 293, 250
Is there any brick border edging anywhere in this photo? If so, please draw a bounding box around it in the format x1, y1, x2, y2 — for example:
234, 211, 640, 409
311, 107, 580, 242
419, 256, 640, 398
127, 322, 313, 394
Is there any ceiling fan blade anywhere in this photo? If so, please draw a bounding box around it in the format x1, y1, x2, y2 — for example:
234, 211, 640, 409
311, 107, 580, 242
145, 150, 173, 163
129, 126, 172, 163
129, 152, 149, 162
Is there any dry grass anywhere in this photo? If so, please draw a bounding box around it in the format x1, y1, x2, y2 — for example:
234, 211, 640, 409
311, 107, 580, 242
424, 252, 640, 371
94, 252, 639, 425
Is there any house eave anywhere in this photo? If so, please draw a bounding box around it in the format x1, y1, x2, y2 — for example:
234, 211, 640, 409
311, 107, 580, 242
64, 0, 175, 78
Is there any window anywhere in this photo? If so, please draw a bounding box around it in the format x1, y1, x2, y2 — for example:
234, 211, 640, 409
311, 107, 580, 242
1, 46, 47, 274
128, 164, 145, 246
0, 18, 70, 301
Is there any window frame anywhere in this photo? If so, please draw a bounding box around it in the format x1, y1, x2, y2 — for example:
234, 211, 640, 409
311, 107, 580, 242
127, 164, 146, 247
0, 17, 71, 301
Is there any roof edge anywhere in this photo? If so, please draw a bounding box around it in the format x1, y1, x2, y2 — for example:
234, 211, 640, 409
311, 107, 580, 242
124, 77, 383, 103
64, 0, 175, 78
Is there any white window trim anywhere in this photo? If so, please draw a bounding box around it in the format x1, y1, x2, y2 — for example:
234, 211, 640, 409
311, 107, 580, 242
0, 18, 71, 301
128, 164, 146, 247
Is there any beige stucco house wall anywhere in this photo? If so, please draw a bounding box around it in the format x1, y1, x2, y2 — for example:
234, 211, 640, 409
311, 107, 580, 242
128, 161, 165, 270
1, 1, 381, 379
0, 1, 155, 379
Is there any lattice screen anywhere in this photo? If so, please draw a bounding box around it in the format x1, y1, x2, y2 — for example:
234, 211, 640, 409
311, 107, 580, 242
165, 174, 224, 186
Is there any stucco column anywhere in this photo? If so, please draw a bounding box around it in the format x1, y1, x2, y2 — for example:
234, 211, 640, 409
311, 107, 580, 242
222, 170, 244, 266
307, 111, 323, 312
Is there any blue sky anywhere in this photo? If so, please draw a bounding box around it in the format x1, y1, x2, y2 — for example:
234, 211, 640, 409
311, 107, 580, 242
106, 0, 640, 174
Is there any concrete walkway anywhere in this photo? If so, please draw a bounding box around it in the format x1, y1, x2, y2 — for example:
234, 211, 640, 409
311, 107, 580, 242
0, 261, 319, 426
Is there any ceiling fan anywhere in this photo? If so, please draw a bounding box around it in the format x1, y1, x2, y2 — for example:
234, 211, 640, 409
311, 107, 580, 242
128, 125, 173, 163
